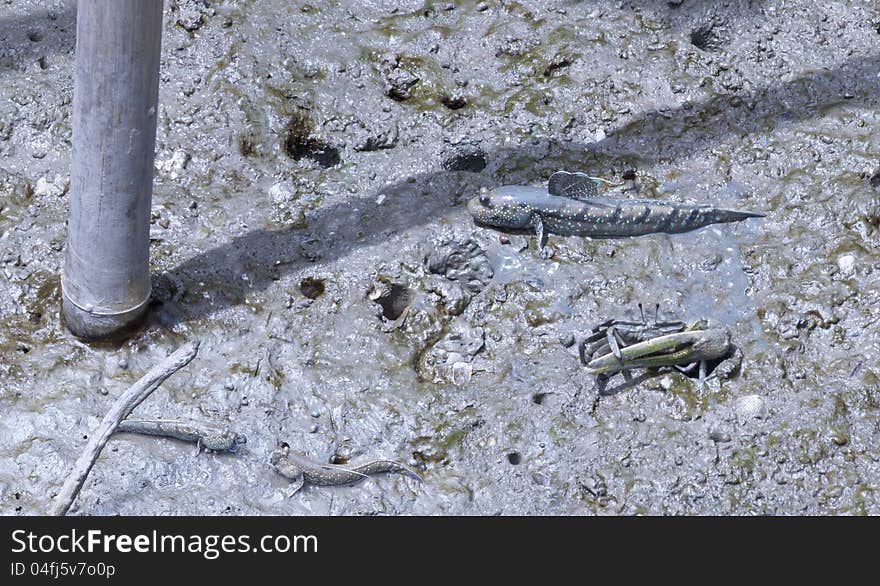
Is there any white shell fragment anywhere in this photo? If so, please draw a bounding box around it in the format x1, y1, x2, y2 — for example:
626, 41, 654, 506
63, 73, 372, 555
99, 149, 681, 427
734, 394, 766, 422
836, 254, 856, 276
451, 361, 473, 386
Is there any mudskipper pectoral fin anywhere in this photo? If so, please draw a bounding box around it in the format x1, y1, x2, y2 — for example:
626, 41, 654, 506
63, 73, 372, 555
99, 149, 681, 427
529, 214, 546, 251
286, 475, 305, 498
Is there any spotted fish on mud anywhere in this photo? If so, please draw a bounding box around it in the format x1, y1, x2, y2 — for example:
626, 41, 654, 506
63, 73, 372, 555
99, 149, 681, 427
270, 443, 423, 495
468, 171, 765, 251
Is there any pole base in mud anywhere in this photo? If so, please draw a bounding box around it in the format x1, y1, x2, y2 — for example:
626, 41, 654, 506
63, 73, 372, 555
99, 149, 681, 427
61, 296, 149, 342
61, 0, 164, 342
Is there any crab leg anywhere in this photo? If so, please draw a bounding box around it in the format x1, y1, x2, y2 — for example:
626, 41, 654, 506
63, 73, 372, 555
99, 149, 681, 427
606, 325, 625, 361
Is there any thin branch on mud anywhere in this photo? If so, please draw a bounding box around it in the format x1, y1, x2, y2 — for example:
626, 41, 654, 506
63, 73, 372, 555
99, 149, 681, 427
48, 341, 201, 516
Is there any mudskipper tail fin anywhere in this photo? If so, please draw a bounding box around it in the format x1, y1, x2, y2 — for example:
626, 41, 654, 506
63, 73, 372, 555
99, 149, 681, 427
713, 208, 766, 223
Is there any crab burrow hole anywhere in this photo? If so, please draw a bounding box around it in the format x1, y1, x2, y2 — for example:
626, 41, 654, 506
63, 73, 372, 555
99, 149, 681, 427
371, 283, 413, 321
299, 277, 326, 300
283, 112, 341, 168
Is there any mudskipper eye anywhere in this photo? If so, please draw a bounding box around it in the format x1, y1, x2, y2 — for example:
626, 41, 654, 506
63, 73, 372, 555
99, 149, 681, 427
479, 193, 492, 207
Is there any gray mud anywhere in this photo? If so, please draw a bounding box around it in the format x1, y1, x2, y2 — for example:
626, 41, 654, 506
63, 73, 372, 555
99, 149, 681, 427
1, 0, 879, 515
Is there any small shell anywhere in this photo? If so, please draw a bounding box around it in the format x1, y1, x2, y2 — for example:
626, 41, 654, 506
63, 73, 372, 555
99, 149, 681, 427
734, 394, 765, 421
367, 283, 389, 301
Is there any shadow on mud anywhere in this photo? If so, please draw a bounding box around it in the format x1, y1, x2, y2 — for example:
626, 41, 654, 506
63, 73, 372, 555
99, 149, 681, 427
0, 3, 75, 71
153, 52, 879, 326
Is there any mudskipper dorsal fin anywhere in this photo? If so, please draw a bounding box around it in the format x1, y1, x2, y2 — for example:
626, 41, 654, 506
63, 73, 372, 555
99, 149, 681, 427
547, 171, 606, 201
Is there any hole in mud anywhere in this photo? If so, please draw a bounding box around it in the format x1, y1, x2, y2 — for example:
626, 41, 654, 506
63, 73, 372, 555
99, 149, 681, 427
238, 134, 257, 158
869, 171, 880, 189
543, 56, 573, 77
690, 23, 722, 52
299, 277, 325, 299
149, 274, 179, 306
532, 392, 547, 405
441, 93, 468, 110
442, 147, 487, 172
283, 112, 341, 168
507, 452, 522, 465
622, 169, 637, 180
374, 284, 413, 321
386, 85, 414, 102
864, 202, 880, 230
27, 30, 43, 42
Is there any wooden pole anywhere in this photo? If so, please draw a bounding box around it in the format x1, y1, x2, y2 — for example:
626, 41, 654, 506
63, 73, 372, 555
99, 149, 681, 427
62, 0, 164, 339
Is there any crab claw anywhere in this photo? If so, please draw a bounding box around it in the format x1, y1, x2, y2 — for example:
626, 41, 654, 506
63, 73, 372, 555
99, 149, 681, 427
585, 328, 731, 375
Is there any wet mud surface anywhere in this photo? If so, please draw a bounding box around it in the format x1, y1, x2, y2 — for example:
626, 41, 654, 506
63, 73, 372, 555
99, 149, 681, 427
1, 0, 879, 515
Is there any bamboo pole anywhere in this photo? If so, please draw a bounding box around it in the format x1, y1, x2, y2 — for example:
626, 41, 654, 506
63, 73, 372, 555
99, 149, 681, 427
62, 0, 165, 339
